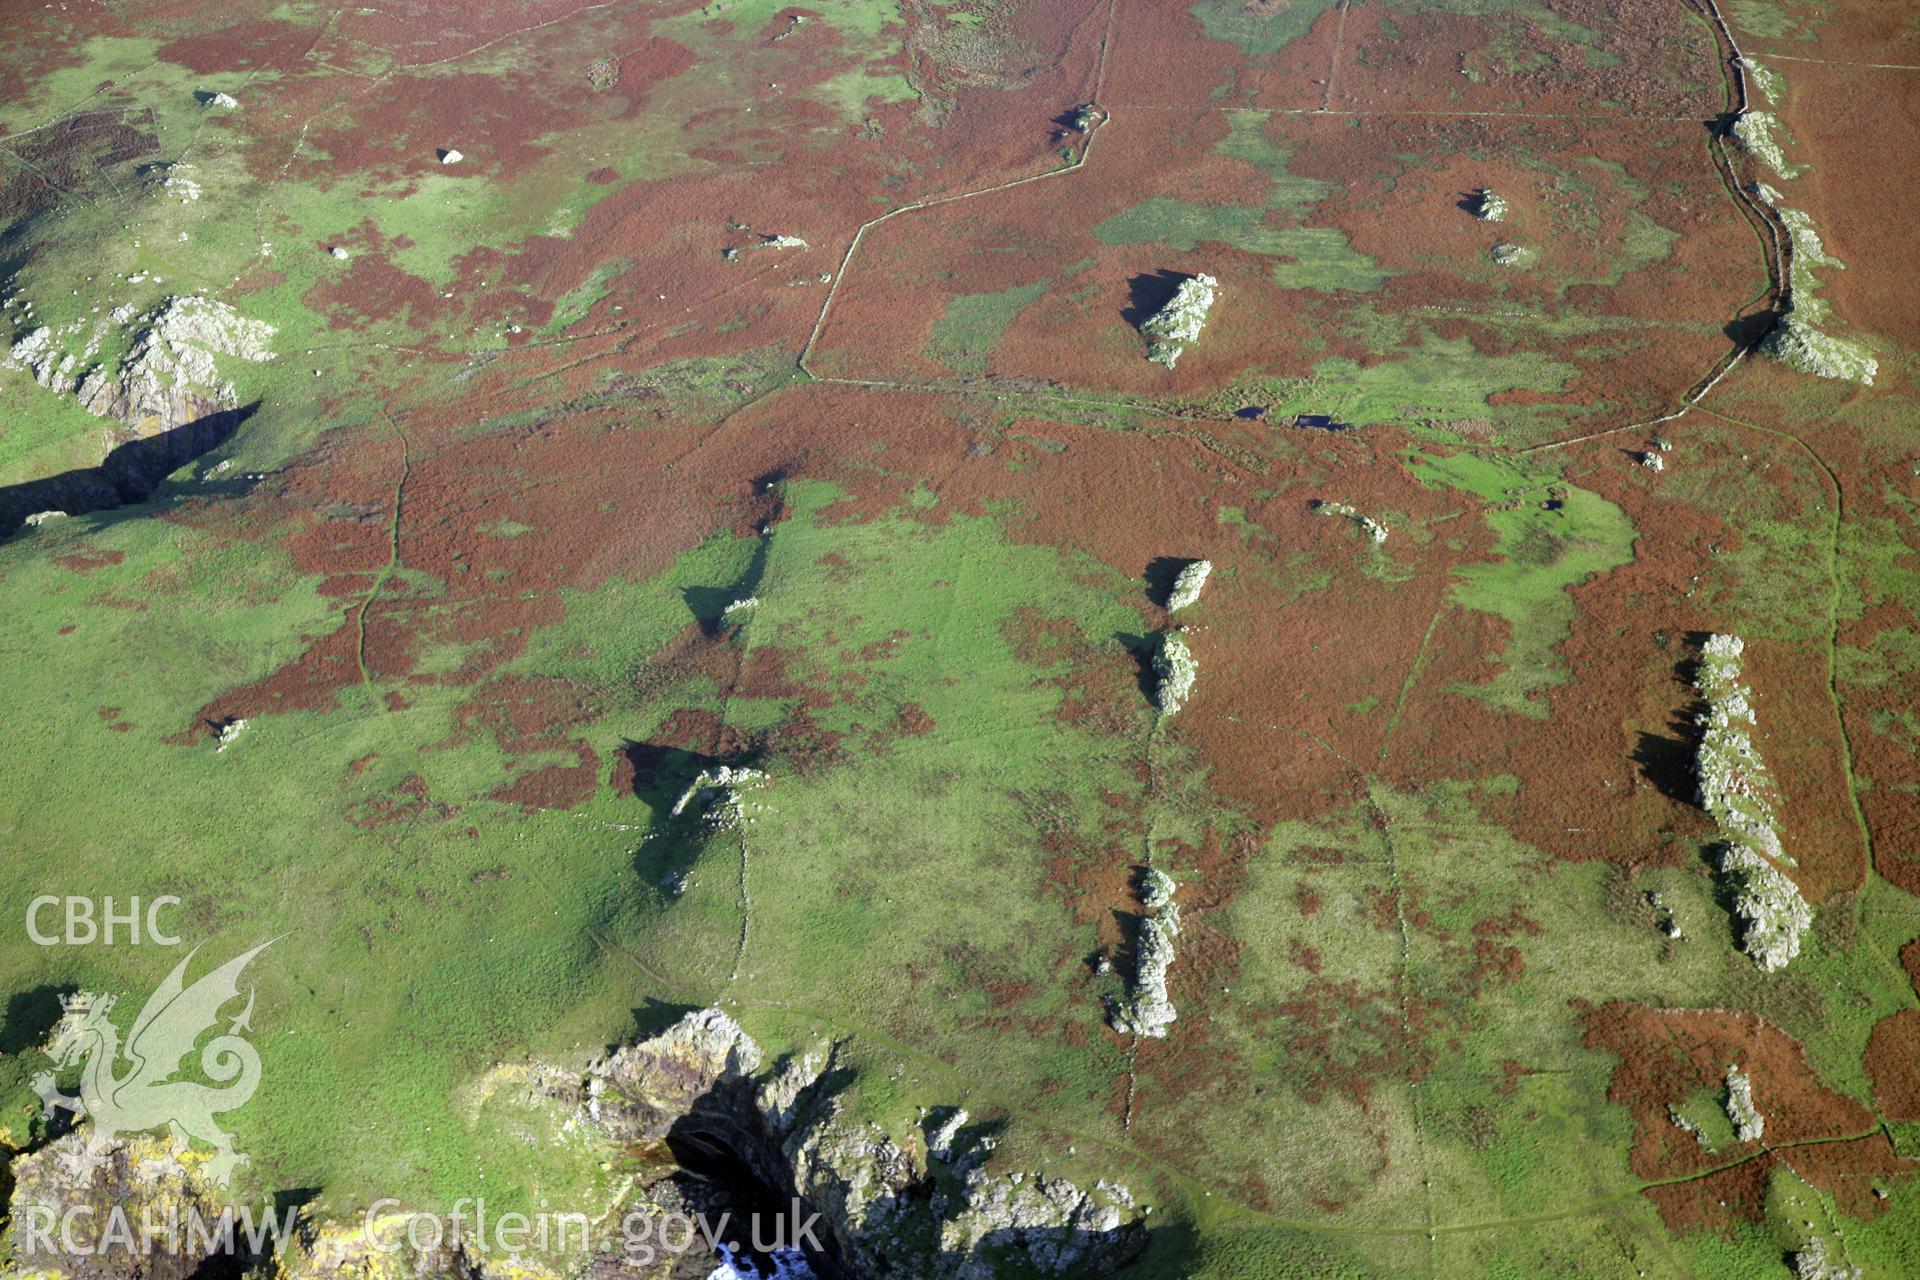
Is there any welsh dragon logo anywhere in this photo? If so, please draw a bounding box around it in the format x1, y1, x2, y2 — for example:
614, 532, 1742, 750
32, 941, 274, 1185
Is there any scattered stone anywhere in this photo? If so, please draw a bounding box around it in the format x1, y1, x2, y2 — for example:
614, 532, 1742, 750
1739, 56, 1785, 107
672, 764, 767, 831
1647, 890, 1685, 939
1311, 498, 1388, 544
1641, 451, 1665, 472
328, 246, 349, 260
1667, 1104, 1709, 1146
157, 163, 201, 203
725, 232, 810, 262
1791, 1235, 1864, 1280
215, 719, 248, 752
23, 510, 67, 527
1473, 188, 1508, 221
438, 148, 463, 164
1491, 242, 1539, 268
199, 90, 239, 109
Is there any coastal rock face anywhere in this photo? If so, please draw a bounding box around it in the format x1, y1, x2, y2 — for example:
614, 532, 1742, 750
2, 1132, 236, 1280
0, 1011, 1144, 1280
582, 1009, 1146, 1279
586, 1006, 764, 1146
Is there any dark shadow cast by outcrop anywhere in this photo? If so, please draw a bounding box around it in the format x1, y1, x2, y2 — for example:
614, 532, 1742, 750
1143, 556, 1194, 611
1724, 307, 1781, 352
1121, 270, 1189, 331
1113, 632, 1159, 703
1, 983, 77, 1055
0, 401, 256, 540
1632, 631, 1710, 804
621, 738, 766, 894
629, 997, 710, 1043
684, 532, 771, 637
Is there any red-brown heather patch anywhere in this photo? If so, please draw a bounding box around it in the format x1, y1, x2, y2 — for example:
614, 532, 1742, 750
1757, 63, 1920, 350
56, 550, 125, 574
190, 621, 360, 739
1099, 0, 1331, 111
1581, 1000, 1912, 1230
1901, 940, 1920, 998
348, 773, 452, 831
1865, 1008, 1920, 1122
815, 106, 1747, 433
1643, 1158, 1774, 1233
490, 749, 601, 813
447, 675, 599, 755
1332, 0, 1721, 117
1684, 375, 1919, 897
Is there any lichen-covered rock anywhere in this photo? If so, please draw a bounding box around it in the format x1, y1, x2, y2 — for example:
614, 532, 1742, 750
1109, 869, 1182, 1039
275, 1213, 484, 1280
1762, 310, 1877, 385
1724, 1064, 1765, 1142
1473, 188, 1508, 221
586, 1007, 763, 1145
1152, 632, 1196, 716
1, 1132, 254, 1280
1166, 559, 1211, 612
1694, 633, 1812, 971
1140, 273, 1217, 369
1792, 1233, 1865, 1280
7, 294, 276, 435
1312, 498, 1388, 544
1739, 56, 1784, 106
937, 1165, 1139, 1280
575, 1011, 1145, 1279
1490, 241, 1538, 268
671, 765, 767, 830
1732, 111, 1799, 178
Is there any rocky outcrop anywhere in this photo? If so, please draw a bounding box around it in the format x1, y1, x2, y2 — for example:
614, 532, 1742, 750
1165, 559, 1210, 612
1694, 634, 1812, 971
2, 1011, 1144, 1280
7, 293, 275, 435
1139, 273, 1216, 369
1, 1131, 279, 1280
1153, 632, 1196, 716
583, 1010, 1145, 1280
1109, 869, 1182, 1039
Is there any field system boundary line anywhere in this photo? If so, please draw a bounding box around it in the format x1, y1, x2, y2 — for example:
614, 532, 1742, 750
796, 0, 1122, 377
1321, 0, 1352, 113
1692, 403, 1917, 1012
352, 410, 412, 720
